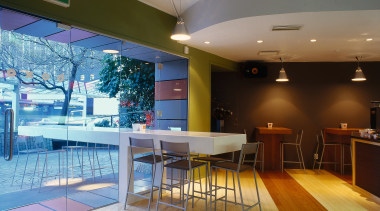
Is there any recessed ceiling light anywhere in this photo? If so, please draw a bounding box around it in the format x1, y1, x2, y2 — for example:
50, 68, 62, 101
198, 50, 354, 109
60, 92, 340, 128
257, 40, 263, 43
103, 49, 119, 54
361, 33, 369, 36
310, 39, 317, 43
366, 38, 373, 42
204, 41, 210, 44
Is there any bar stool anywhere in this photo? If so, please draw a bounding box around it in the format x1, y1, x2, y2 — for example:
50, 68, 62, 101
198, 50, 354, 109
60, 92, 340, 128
164, 151, 203, 203
31, 147, 67, 190
243, 129, 264, 172
12, 136, 47, 188
124, 138, 171, 210
313, 131, 341, 174
81, 142, 115, 180
195, 152, 237, 205
62, 141, 85, 179
156, 141, 209, 211
211, 143, 261, 211
280, 129, 306, 173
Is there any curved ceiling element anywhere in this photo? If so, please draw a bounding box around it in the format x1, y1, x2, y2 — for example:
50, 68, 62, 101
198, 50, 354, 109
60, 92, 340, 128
182, 10, 380, 62
183, 0, 380, 33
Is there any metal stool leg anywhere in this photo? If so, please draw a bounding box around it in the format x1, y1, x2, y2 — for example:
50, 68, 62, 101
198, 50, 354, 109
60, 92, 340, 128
237, 173, 244, 211
11, 154, 20, 185
21, 153, 30, 188
225, 170, 228, 210
124, 158, 134, 209
253, 169, 262, 211
108, 145, 115, 178
318, 145, 326, 174
214, 168, 218, 210
281, 143, 284, 172
296, 145, 302, 169
232, 171, 237, 203
299, 145, 306, 173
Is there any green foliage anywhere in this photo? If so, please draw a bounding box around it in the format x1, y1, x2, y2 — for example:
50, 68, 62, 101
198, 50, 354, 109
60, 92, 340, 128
97, 54, 155, 128
94, 119, 110, 127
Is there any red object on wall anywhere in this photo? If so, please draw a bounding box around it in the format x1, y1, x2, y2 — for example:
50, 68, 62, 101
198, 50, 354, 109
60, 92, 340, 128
155, 79, 187, 100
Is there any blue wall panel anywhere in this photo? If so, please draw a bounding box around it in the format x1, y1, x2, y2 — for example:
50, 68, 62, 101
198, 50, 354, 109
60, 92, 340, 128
154, 120, 187, 131
155, 59, 188, 81
155, 100, 187, 120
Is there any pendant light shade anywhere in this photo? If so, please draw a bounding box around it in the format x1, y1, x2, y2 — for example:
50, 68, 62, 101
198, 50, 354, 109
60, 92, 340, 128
351, 56, 366, 81
276, 58, 289, 82
170, 0, 191, 41
171, 18, 191, 41
352, 67, 366, 81
276, 68, 289, 82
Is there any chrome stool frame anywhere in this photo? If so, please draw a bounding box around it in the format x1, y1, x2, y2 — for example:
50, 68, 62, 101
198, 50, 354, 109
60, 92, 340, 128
156, 141, 209, 211
12, 136, 47, 188
313, 131, 341, 174
281, 129, 306, 173
124, 138, 171, 210
211, 143, 261, 211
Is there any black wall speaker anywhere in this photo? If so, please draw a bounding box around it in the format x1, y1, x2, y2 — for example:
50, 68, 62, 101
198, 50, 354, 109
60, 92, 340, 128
240, 62, 267, 78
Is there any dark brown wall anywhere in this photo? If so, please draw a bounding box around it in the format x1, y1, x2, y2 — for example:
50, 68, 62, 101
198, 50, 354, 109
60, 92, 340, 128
211, 62, 380, 168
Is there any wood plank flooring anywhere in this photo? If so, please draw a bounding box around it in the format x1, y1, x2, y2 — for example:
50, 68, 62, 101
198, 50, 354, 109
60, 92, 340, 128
287, 169, 380, 211
259, 170, 326, 211
95, 169, 380, 211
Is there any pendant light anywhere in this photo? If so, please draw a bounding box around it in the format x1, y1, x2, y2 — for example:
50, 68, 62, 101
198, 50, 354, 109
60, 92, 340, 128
351, 56, 366, 82
276, 57, 289, 82
170, 0, 191, 41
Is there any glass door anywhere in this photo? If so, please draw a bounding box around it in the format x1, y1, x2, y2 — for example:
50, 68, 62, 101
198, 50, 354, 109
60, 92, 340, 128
0, 8, 70, 210
65, 37, 122, 209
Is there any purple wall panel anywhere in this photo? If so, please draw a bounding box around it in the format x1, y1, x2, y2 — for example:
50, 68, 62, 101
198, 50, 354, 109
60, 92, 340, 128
1, 9, 39, 31
45, 28, 97, 43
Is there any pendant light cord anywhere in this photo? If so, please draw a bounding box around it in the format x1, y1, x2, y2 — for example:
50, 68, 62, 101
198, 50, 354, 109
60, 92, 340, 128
280, 57, 284, 68
356, 56, 361, 68
171, 0, 180, 19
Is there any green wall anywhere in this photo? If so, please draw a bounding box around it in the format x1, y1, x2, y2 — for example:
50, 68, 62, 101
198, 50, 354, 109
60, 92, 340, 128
0, 0, 238, 132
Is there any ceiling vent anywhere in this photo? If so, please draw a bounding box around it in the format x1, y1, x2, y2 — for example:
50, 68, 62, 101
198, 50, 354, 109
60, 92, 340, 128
258, 50, 280, 56
272, 25, 303, 31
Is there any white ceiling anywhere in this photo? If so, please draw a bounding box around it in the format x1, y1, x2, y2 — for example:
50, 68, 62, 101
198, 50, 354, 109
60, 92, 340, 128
138, 0, 380, 62
138, 0, 198, 17
182, 10, 380, 62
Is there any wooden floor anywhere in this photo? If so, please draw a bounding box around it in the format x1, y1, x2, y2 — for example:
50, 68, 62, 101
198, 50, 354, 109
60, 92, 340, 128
95, 169, 380, 211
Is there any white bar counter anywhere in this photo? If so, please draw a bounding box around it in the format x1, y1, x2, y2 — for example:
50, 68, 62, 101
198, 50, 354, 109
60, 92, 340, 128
18, 126, 246, 203
119, 130, 245, 204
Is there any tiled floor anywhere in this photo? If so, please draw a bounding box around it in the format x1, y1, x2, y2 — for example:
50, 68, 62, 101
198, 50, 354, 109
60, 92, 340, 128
0, 147, 156, 211
10, 185, 120, 211
0, 149, 125, 210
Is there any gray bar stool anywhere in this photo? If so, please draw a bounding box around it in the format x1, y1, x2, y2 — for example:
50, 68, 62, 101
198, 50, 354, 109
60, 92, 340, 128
124, 138, 171, 210
12, 136, 47, 188
211, 143, 261, 211
195, 152, 237, 205
31, 147, 67, 190
156, 141, 209, 211
280, 129, 306, 173
244, 129, 264, 172
313, 131, 342, 174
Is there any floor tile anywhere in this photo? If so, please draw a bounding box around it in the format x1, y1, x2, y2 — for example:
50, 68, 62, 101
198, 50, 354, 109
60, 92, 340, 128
89, 187, 118, 200
68, 191, 117, 208
10, 204, 53, 211
40, 197, 93, 211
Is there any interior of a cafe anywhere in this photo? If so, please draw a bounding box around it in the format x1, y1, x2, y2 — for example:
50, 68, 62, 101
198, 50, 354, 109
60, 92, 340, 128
0, 0, 379, 211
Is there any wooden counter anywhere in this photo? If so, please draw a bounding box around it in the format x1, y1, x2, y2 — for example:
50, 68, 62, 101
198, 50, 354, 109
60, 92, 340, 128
255, 127, 292, 170
352, 137, 380, 197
